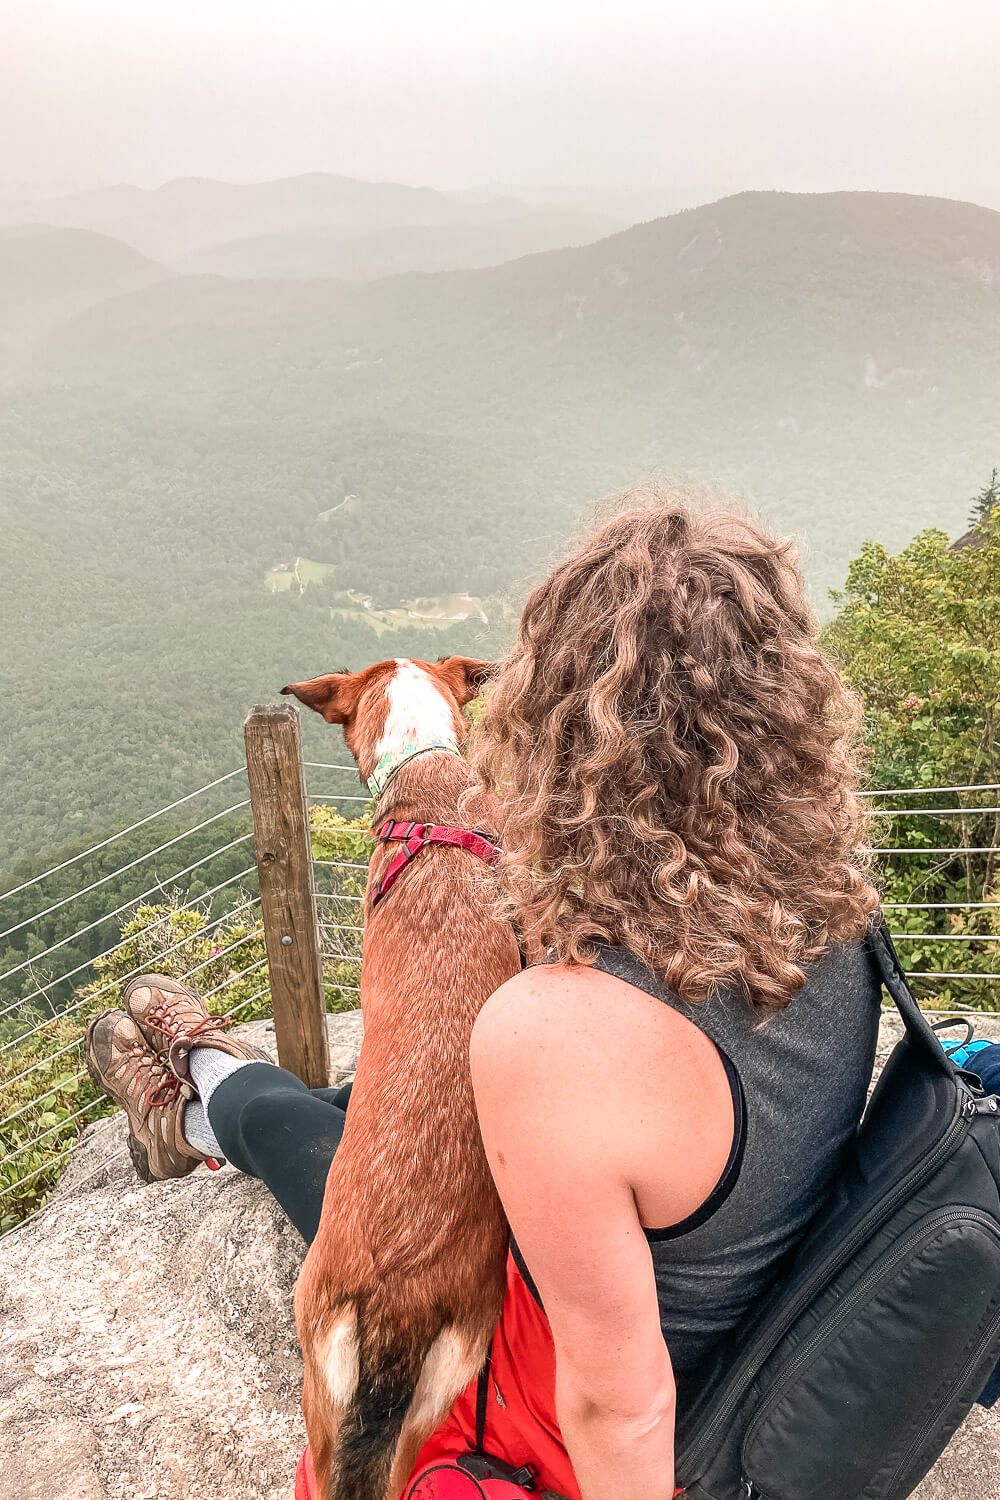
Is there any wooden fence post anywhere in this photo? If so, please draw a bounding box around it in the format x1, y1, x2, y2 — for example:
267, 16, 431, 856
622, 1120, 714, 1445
243, 703, 330, 1088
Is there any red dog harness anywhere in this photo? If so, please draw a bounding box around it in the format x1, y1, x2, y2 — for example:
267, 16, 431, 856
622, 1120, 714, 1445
371, 820, 501, 906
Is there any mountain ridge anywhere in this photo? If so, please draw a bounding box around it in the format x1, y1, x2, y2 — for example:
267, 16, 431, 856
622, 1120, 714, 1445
2, 187, 998, 859
0, 224, 164, 346
0, 171, 596, 264
179, 208, 619, 281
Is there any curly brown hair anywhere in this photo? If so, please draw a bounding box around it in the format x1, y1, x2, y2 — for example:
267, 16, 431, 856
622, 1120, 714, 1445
472, 495, 879, 1010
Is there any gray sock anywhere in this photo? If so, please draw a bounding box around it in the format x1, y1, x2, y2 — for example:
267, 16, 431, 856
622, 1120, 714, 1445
188, 1045, 269, 1112
182, 1047, 271, 1159
183, 1099, 223, 1158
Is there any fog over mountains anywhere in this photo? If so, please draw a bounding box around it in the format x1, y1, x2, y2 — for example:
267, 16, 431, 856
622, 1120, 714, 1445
0, 174, 621, 275
2, 176, 999, 861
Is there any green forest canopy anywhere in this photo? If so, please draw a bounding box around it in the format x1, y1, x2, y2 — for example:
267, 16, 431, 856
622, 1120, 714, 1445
3, 190, 1000, 860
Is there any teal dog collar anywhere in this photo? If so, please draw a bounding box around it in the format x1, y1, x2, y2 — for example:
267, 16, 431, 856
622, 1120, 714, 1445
366, 741, 462, 799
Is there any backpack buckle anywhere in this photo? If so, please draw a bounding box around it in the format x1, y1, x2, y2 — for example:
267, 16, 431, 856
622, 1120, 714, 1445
458, 1451, 537, 1489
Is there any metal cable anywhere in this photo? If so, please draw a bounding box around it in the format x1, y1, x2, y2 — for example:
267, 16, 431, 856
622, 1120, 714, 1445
0, 768, 247, 906
0, 918, 264, 1128
880, 1005, 998, 1016
0, 1141, 79, 1198
2, 1124, 132, 1206
0, 800, 251, 945
872, 807, 1000, 818
906, 972, 1000, 981
862, 783, 1000, 797
873, 848, 998, 857
0, 834, 254, 986
221, 981, 272, 1021
0, 900, 261, 1054
882, 901, 1000, 911
0, 1139, 133, 1236
0, 864, 258, 1023
2, 1067, 89, 1129
2, 921, 263, 1127
891, 933, 1000, 943
196, 957, 269, 1004
174, 923, 264, 983
55, 1143, 132, 1199
0, 1096, 107, 1172
0, 956, 268, 1098
306, 794, 371, 806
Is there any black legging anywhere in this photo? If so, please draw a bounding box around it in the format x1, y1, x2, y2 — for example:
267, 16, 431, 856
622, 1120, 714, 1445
208, 1063, 352, 1243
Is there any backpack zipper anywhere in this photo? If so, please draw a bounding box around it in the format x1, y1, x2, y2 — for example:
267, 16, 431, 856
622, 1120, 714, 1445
678, 1090, 971, 1479
878, 1300, 1000, 1498
739, 1210, 998, 1489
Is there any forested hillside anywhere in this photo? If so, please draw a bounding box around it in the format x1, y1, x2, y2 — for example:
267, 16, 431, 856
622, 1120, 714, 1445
3, 188, 1000, 866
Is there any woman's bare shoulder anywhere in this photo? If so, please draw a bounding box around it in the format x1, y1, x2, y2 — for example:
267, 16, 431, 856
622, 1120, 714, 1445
472, 957, 735, 1234
474, 960, 632, 1062
472, 958, 721, 1098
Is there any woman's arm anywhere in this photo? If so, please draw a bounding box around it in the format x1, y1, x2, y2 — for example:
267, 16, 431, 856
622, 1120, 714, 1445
471, 963, 709, 1500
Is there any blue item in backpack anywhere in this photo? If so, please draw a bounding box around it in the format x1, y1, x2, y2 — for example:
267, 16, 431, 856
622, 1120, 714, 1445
939, 1036, 1000, 1408
941, 1037, 998, 1072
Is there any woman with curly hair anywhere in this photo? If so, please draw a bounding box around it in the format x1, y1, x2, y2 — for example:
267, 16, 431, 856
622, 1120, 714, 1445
86, 497, 883, 1499
451, 497, 881, 1498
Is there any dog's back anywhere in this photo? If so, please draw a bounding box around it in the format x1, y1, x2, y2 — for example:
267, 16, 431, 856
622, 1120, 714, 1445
287, 710, 518, 1500
297, 867, 515, 1496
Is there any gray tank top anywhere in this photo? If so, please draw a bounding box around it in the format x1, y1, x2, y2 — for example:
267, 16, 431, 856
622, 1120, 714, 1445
590, 937, 882, 1372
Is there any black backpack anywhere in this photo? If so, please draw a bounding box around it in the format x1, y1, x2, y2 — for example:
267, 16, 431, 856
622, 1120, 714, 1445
673, 923, 1000, 1500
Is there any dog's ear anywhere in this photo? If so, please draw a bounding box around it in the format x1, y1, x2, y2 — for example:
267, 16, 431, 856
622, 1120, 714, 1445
281, 672, 362, 724
434, 656, 498, 708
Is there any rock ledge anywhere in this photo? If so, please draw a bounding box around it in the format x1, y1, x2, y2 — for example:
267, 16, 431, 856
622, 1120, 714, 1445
1, 1011, 996, 1499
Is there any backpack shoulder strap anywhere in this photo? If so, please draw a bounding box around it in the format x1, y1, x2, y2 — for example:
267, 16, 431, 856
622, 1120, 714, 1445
474, 1341, 491, 1452
867, 917, 955, 1074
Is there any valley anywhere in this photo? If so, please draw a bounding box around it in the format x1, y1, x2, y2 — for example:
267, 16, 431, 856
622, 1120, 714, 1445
2, 182, 999, 864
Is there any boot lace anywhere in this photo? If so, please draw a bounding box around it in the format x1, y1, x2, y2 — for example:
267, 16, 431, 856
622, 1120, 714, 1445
146, 999, 233, 1049
126, 1043, 190, 1110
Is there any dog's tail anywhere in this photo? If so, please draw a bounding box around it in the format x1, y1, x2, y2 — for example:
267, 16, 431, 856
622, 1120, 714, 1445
330, 1321, 426, 1500
302, 1297, 479, 1500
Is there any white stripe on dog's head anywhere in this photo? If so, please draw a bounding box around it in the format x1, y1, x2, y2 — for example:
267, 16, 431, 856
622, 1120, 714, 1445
374, 659, 461, 763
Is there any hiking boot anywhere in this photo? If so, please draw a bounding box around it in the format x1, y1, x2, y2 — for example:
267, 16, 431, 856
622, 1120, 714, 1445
85, 1010, 204, 1183
123, 972, 269, 1085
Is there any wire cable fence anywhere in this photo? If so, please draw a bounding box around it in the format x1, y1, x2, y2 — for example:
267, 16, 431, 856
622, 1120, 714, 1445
865, 781, 1000, 1013
302, 764, 1000, 1017
0, 767, 269, 1232
304, 760, 370, 1008
0, 754, 374, 1237
2, 763, 998, 1240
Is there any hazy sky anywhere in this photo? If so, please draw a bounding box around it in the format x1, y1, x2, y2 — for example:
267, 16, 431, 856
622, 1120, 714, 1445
4, 0, 1000, 208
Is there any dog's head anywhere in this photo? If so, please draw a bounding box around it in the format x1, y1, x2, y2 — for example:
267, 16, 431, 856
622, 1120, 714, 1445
281, 655, 496, 785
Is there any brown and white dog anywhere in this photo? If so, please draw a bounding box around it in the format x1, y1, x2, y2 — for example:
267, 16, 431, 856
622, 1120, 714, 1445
282, 656, 519, 1500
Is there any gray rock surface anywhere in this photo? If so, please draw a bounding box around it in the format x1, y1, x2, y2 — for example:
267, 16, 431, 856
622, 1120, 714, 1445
0, 1008, 997, 1499
0, 1012, 361, 1500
